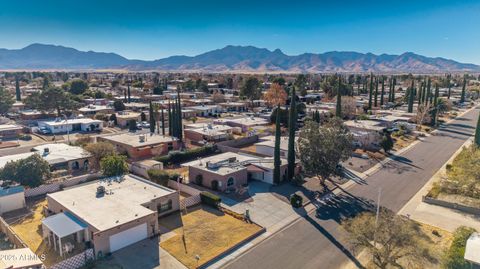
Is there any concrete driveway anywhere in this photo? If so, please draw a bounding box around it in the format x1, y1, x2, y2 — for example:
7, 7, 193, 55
220, 181, 302, 231
96, 237, 186, 269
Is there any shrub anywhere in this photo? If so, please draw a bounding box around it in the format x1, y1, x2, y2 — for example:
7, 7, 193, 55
290, 193, 303, 208
155, 145, 218, 165
200, 191, 221, 207
147, 169, 170, 186
443, 226, 477, 269
17, 134, 32, 141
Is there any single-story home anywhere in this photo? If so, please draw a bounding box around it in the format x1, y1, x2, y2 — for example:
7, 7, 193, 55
0, 124, 23, 139
0, 186, 26, 215
254, 136, 291, 158
214, 116, 270, 132
219, 102, 249, 112
98, 133, 179, 160
183, 152, 288, 190
465, 232, 480, 267
38, 118, 103, 134
0, 143, 92, 172
188, 105, 221, 117
184, 124, 233, 144
344, 120, 385, 149
115, 111, 141, 128
43, 174, 179, 255
78, 105, 114, 117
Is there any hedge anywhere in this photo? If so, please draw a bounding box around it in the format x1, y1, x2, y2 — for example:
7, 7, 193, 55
147, 169, 179, 187
155, 145, 218, 165
200, 191, 221, 207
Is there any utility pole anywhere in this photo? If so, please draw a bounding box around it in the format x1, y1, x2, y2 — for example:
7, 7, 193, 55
373, 187, 382, 262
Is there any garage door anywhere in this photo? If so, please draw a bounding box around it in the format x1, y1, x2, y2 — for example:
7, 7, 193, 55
109, 223, 148, 252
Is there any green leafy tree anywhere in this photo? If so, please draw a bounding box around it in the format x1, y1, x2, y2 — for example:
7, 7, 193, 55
380, 132, 394, 152
25, 87, 79, 116
297, 118, 353, 187
295, 74, 308, 96
84, 142, 116, 170
68, 79, 89, 95
100, 155, 128, 177
0, 154, 51, 187
0, 87, 14, 114
113, 100, 125, 111
240, 77, 261, 106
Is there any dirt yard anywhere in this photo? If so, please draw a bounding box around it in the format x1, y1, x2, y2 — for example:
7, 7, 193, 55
159, 205, 263, 268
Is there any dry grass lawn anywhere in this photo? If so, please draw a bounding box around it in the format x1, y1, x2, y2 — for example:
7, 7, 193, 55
160, 205, 262, 268
393, 134, 417, 151
9, 199, 64, 267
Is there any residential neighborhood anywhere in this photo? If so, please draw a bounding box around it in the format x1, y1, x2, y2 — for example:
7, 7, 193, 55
1, 1, 480, 269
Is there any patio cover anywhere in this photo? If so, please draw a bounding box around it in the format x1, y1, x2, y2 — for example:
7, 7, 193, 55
42, 212, 87, 238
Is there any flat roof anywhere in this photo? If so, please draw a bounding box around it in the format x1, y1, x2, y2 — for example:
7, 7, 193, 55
47, 174, 176, 231
182, 152, 285, 176
32, 143, 91, 163
0, 186, 24, 197
465, 232, 480, 265
215, 117, 269, 127
42, 212, 87, 238
0, 124, 22, 131
344, 120, 385, 132
102, 132, 178, 148
187, 125, 233, 136
41, 118, 102, 126
78, 105, 112, 112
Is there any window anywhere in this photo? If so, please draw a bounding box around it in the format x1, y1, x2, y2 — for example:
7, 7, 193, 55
158, 199, 172, 213
227, 177, 235, 187
167, 142, 174, 151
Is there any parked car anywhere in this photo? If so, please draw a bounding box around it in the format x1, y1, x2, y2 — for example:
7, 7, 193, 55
140, 121, 150, 128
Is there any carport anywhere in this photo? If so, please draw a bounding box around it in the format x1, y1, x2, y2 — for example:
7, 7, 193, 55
42, 212, 88, 257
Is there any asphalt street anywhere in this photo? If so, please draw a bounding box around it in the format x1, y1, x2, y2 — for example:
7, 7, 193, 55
224, 106, 480, 269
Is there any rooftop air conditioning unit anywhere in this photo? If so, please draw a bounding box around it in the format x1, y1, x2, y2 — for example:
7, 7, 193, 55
96, 186, 105, 197
139, 135, 145, 143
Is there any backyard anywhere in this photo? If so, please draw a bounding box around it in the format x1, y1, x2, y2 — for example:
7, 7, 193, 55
159, 204, 263, 269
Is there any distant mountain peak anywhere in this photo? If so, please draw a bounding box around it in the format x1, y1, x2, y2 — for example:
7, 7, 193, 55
0, 43, 478, 72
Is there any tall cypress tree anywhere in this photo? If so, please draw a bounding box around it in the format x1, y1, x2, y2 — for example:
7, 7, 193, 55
161, 107, 165, 135
380, 77, 385, 106
168, 101, 173, 136
426, 78, 431, 105
460, 75, 467, 103
474, 113, 480, 147
431, 83, 440, 126
336, 76, 342, 118
127, 83, 131, 103
172, 99, 178, 138
149, 101, 156, 133
124, 89, 127, 102
374, 77, 379, 107
287, 86, 297, 181
273, 106, 281, 185
176, 90, 183, 142
368, 74, 374, 110
447, 74, 452, 99
391, 77, 396, 102
407, 80, 415, 113
15, 76, 21, 101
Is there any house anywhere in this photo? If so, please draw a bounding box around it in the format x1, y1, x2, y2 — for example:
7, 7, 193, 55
188, 105, 222, 117
184, 124, 233, 144
219, 102, 248, 112
0, 124, 23, 139
130, 159, 164, 179
19, 110, 56, 121
0, 248, 43, 269
115, 111, 141, 128
0, 143, 92, 172
43, 174, 179, 255
98, 133, 179, 160
344, 120, 385, 149
465, 232, 480, 268
0, 186, 26, 215
214, 116, 270, 132
183, 152, 288, 190
84, 98, 109, 106
254, 136, 290, 157
78, 105, 114, 117
38, 118, 103, 134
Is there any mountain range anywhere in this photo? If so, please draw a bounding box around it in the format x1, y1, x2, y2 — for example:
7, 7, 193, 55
0, 43, 478, 73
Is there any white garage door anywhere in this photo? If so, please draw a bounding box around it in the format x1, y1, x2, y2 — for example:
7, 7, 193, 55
109, 223, 148, 252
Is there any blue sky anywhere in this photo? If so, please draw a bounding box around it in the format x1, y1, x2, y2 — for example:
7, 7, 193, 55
1, 0, 479, 63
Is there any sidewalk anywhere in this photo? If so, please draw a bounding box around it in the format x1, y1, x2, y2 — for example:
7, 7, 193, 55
398, 137, 480, 232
